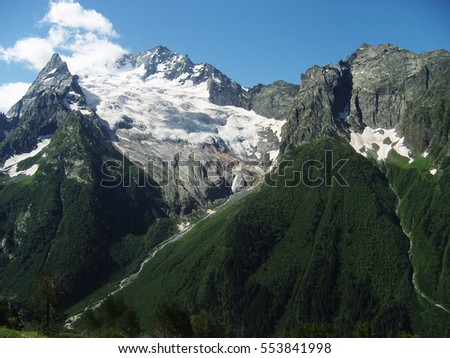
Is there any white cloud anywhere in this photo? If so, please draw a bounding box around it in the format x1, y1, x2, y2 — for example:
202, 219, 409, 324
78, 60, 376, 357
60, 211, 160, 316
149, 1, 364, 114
48, 26, 68, 47
0, 82, 31, 113
62, 37, 127, 75
43, 0, 117, 37
0, 1, 129, 110
0, 37, 54, 70
0, 0, 127, 76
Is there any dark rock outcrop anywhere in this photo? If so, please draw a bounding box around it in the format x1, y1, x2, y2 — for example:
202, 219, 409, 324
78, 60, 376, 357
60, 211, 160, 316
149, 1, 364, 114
1, 54, 90, 161
282, 44, 450, 159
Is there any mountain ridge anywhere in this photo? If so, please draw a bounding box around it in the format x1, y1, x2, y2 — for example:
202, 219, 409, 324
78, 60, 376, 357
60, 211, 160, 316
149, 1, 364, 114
282, 43, 450, 163
0, 42, 449, 337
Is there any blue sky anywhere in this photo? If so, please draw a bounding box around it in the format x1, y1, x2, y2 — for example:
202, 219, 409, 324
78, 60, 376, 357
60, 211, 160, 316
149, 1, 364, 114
0, 0, 449, 111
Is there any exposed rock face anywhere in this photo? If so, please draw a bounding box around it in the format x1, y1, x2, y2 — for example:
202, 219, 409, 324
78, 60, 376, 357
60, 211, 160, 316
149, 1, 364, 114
348, 44, 450, 156
93, 47, 288, 214
248, 80, 299, 120
114, 138, 265, 214
4, 44, 447, 214
119, 46, 251, 108
281, 63, 351, 149
1, 48, 295, 215
7, 54, 86, 118
1, 54, 90, 161
0, 113, 6, 142
119, 46, 300, 118
282, 44, 450, 159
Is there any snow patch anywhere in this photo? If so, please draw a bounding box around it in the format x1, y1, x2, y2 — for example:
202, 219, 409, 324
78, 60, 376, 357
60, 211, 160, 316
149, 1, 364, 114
64, 91, 92, 115
178, 72, 190, 81
68, 101, 91, 115
23, 164, 39, 176
211, 74, 221, 84
177, 222, 191, 232
1, 137, 51, 178
269, 149, 280, 161
349, 127, 412, 162
231, 173, 241, 193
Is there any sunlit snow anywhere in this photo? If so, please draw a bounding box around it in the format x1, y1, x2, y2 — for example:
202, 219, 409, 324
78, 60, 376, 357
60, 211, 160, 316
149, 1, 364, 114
1, 137, 51, 178
79, 63, 285, 160
349, 127, 412, 162
269, 149, 280, 161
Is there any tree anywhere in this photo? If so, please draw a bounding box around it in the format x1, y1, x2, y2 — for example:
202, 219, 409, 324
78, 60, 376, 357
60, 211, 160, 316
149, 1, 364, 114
191, 311, 216, 337
117, 308, 141, 337
77, 309, 98, 337
0, 299, 23, 330
77, 295, 141, 337
31, 270, 64, 335
154, 302, 193, 338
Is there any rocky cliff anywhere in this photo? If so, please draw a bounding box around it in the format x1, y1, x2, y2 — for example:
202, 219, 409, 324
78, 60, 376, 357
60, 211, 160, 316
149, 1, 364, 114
282, 44, 450, 161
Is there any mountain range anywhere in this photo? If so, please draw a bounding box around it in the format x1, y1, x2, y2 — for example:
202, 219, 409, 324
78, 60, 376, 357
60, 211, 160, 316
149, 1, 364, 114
0, 43, 449, 337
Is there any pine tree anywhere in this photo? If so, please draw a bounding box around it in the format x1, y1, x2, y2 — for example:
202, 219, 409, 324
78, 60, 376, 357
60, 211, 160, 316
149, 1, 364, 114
31, 270, 64, 335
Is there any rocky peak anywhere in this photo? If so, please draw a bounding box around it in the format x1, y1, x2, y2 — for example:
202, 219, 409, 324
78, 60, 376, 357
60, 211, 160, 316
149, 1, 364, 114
1, 54, 92, 160
117, 46, 252, 108
248, 80, 299, 120
26, 53, 80, 98
7, 53, 85, 119
346, 43, 420, 94
348, 43, 416, 63
118, 46, 195, 81
282, 44, 450, 159
117, 46, 299, 115
37, 53, 69, 80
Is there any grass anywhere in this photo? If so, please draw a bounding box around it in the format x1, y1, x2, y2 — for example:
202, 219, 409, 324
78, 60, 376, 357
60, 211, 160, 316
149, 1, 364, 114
387, 150, 436, 173
0, 326, 45, 338
0, 112, 170, 309
117, 138, 446, 337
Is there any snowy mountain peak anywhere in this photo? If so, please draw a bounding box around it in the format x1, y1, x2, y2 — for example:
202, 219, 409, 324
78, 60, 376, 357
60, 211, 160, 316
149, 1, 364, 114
2, 46, 286, 212
39, 53, 67, 77
116, 45, 247, 99
119, 46, 210, 84
7, 53, 88, 119
75, 46, 285, 211
30, 53, 74, 95
80, 46, 284, 158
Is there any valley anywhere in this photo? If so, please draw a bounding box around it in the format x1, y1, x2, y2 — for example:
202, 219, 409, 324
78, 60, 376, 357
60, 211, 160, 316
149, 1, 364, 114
0, 43, 449, 337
